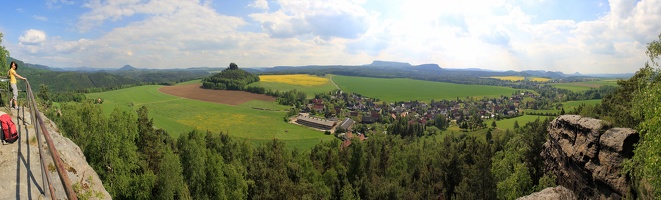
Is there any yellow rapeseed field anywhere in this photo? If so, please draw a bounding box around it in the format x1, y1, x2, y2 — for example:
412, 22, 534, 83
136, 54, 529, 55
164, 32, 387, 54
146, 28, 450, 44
529, 77, 551, 82
490, 76, 525, 81
259, 74, 329, 86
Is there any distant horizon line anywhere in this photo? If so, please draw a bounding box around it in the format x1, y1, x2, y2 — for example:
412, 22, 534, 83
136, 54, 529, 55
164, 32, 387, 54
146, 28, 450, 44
12, 57, 637, 75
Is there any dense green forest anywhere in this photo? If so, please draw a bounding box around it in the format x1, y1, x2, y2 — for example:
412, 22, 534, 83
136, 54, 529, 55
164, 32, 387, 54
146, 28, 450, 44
112, 67, 210, 85
48, 101, 554, 199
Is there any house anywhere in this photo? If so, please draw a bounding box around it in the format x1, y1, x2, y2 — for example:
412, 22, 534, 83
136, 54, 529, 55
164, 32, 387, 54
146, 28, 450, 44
339, 118, 354, 131
346, 103, 356, 110
341, 131, 367, 149
313, 104, 325, 112
362, 116, 376, 124
370, 111, 380, 120
312, 98, 323, 104
393, 106, 404, 114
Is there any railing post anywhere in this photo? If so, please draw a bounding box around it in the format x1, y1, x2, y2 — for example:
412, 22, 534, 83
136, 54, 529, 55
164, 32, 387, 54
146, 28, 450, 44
26, 82, 52, 198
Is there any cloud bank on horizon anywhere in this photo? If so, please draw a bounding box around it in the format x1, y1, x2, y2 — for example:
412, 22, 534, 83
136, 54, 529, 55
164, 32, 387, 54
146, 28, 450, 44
0, 0, 660, 74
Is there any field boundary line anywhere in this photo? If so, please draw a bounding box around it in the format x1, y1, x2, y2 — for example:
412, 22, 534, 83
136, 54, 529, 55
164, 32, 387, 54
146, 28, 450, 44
134, 97, 184, 106
329, 75, 340, 90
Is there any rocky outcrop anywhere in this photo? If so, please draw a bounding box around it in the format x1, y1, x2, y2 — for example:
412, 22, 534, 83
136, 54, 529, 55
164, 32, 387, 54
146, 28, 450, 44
542, 115, 639, 199
0, 109, 110, 199
517, 186, 577, 200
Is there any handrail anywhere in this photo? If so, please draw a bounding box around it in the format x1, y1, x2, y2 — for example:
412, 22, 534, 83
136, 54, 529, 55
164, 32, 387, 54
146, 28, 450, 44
23, 82, 55, 199
23, 81, 78, 200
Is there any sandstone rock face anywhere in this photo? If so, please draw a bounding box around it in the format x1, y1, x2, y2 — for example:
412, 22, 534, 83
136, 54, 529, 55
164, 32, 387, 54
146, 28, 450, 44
542, 115, 638, 199
517, 186, 577, 200
0, 109, 111, 199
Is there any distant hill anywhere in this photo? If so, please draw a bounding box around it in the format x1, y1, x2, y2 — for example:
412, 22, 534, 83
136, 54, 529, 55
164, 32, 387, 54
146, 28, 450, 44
412, 64, 443, 73
5, 57, 633, 93
7, 57, 140, 92
202, 63, 260, 90
249, 61, 522, 85
6, 57, 210, 92
118, 65, 137, 71
521, 70, 566, 79
249, 61, 633, 80
365, 60, 412, 68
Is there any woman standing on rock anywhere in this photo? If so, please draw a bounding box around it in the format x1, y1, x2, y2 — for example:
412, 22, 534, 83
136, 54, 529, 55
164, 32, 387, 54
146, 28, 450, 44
8, 61, 27, 109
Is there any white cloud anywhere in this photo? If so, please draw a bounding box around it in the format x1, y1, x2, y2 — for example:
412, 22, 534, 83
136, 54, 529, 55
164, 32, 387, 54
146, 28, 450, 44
248, 0, 268, 10
77, 0, 187, 32
65, 0, 252, 68
360, 0, 661, 73
33, 15, 48, 21
19, 29, 47, 45
249, 0, 372, 40
8, 0, 661, 73
47, 0, 75, 9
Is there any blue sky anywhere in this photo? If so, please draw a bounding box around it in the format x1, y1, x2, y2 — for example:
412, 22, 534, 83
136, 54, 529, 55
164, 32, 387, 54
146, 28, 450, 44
0, 0, 659, 74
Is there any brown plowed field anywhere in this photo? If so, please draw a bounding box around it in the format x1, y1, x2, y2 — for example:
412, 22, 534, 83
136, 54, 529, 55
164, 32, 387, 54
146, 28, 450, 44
158, 83, 276, 105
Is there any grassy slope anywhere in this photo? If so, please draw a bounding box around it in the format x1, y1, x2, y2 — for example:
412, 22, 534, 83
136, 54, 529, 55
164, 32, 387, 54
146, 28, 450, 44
86, 83, 333, 150
333, 75, 519, 102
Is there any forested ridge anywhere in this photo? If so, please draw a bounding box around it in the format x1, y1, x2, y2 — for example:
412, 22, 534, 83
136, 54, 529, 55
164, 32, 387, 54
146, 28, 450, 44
4, 57, 210, 93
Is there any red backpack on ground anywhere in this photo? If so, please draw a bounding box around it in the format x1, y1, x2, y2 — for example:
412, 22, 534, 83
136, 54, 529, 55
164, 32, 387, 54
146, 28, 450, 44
0, 112, 18, 144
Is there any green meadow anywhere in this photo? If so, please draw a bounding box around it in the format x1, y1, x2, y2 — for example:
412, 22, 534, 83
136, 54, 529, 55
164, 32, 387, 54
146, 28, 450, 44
550, 80, 618, 92
562, 99, 602, 111
332, 75, 520, 102
494, 115, 554, 131
435, 115, 550, 143
86, 83, 334, 150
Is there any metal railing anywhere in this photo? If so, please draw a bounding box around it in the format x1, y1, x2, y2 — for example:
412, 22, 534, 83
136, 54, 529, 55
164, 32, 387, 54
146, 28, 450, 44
19, 81, 78, 200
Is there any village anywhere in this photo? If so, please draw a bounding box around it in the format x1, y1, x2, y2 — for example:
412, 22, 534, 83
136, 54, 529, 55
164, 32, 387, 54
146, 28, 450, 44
292, 89, 541, 144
